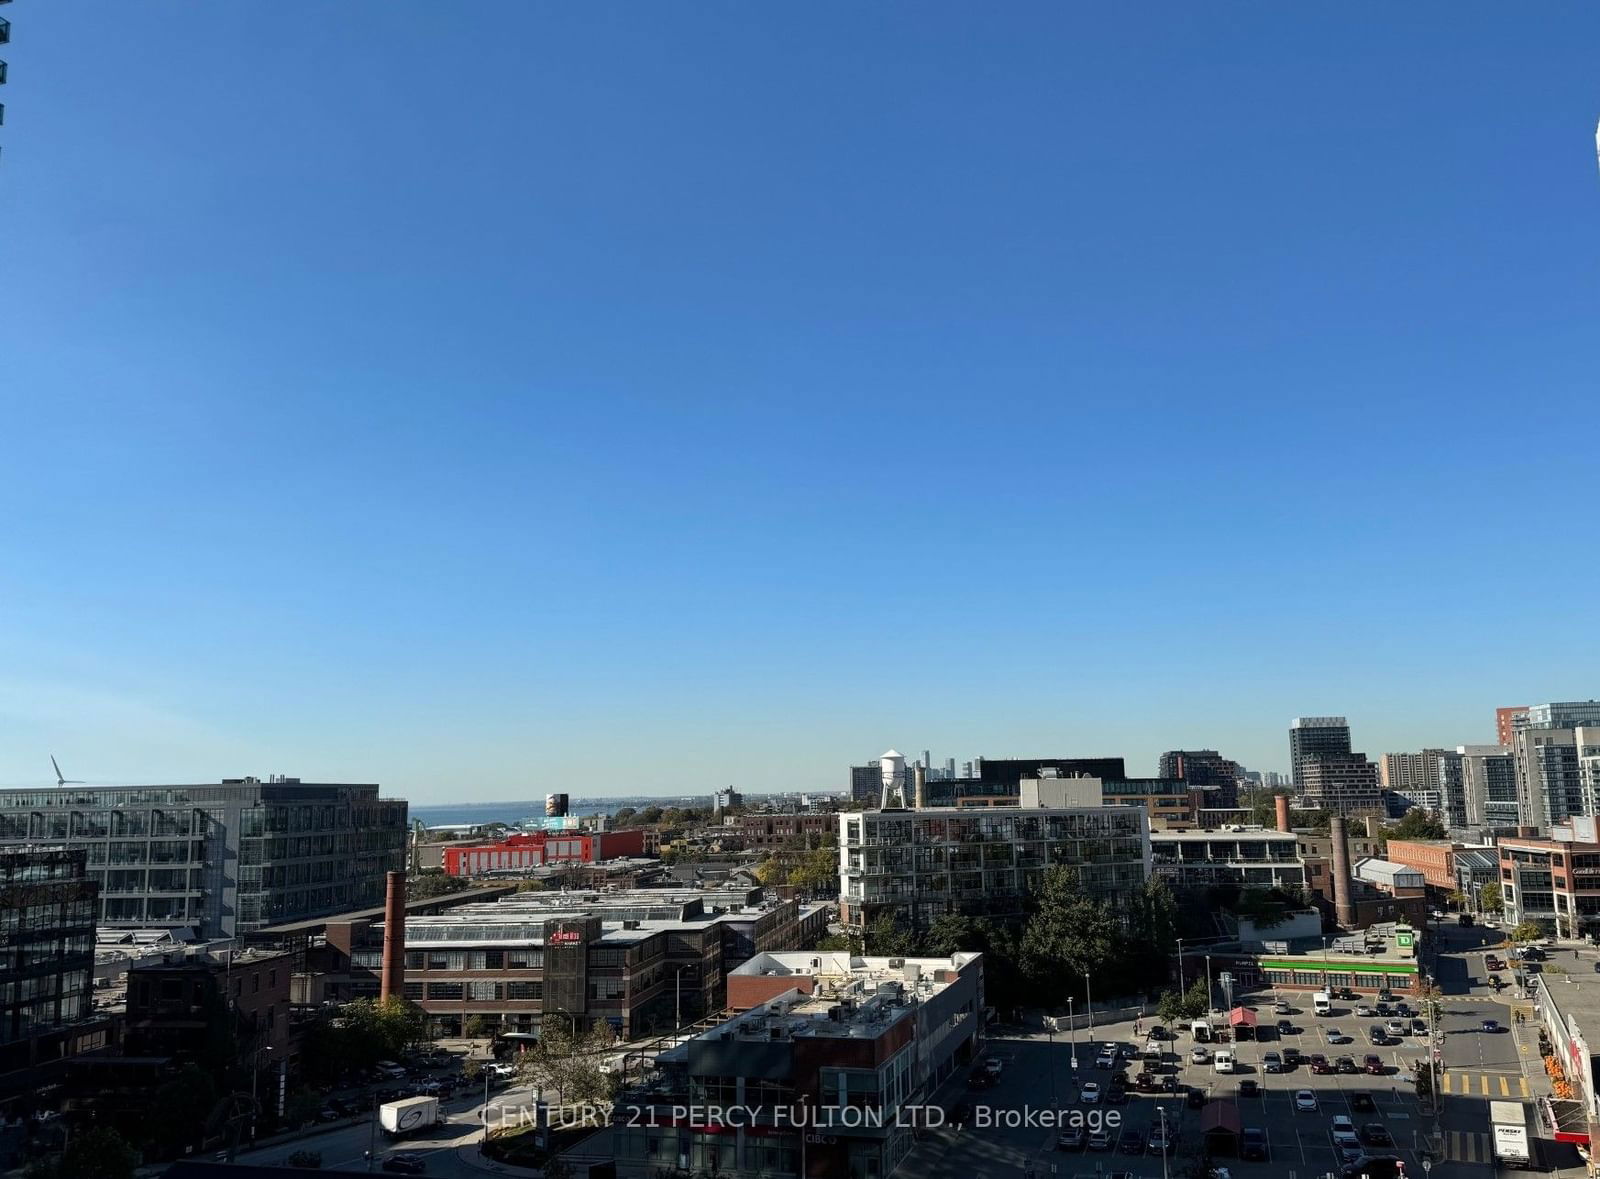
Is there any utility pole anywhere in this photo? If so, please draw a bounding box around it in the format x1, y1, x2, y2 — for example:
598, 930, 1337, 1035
1158, 1106, 1170, 1179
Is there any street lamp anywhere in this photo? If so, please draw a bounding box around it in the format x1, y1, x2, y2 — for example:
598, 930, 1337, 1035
1176, 938, 1186, 994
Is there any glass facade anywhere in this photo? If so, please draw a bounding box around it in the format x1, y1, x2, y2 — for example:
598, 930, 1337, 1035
0, 849, 96, 1047
0, 779, 406, 937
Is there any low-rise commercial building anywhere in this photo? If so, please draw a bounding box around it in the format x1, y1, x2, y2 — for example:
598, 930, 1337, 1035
125, 948, 293, 1065
1499, 820, 1600, 937
613, 952, 984, 1179
731, 814, 838, 851
441, 828, 650, 876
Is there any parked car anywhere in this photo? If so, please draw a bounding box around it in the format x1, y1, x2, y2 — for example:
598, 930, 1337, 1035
1262, 1052, 1282, 1074
1121, 1130, 1146, 1155
1097, 1050, 1118, 1069
1294, 1090, 1318, 1112
1364, 1055, 1385, 1075
1282, 1047, 1302, 1066
1309, 1054, 1332, 1075
1148, 1126, 1175, 1155
1326, 1027, 1351, 1044
1411, 1019, 1428, 1036
1367, 1026, 1388, 1046
1276, 1019, 1294, 1036
1190, 1047, 1210, 1065
982, 1058, 1004, 1078
1355, 1004, 1375, 1018
1240, 1128, 1268, 1161
1335, 1056, 1358, 1074
1058, 1126, 1085, 1150
1384, 1020, 1407, 1038
1088, 1128, 1111, 1151
1186, 1086, 1206, 1109
382, 1155, 427, 1176
1080, 1082, 1102, 1104
1349, 1091, 1376, 1112
1236, 1079, 1259, 1098
1362, 1124, 1394, 1147
1274, 1000, 1292, 1015
1214, 1052, 1235, 1074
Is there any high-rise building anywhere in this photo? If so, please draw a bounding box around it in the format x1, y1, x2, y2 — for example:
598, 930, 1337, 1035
1496, 707, 1531, 747
0, 777, 407, 938
1297, 752, 1382, 815
1289, 717, 1352, 789
1513, 728, 1600, 830
0, 848, 104, 1115
1378, 751, 1447, 793
1451, 745, 1517, 829
1525, 701, 1600, 730
849, 762, 883, 802
1158, 750, 1243, 806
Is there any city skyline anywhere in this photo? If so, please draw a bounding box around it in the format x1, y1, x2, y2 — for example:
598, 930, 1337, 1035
4, 5, 1599, 802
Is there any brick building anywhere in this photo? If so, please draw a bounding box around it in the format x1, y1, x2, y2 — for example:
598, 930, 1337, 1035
441, 828, 649, 876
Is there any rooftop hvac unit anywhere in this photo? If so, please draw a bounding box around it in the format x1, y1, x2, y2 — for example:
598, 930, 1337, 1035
887, 957, 905, 968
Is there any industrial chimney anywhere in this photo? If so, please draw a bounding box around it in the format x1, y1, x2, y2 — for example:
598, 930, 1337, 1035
1274, 795, 1291, 833
914, 764, 927, 809
1328, 816, 1356, 929
380, 870, 406, 1002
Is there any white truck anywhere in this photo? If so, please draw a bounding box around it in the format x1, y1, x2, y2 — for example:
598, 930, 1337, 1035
379, 1095, 440, 1138
1312, 990, 1332, 1016
1490, 1100, 1533, 1169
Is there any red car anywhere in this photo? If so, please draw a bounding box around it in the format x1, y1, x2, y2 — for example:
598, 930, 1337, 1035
1363, 1055, 1385, 1075
1309, 1054, 1332, 1075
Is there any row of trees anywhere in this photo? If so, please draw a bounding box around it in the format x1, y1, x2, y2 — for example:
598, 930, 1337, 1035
754, 835, 839, 896
300, 997, 428, 1087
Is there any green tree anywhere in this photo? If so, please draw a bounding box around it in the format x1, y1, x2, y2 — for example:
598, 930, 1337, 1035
1511, 920, 1546, 942
787, 840, 839, 896
814, 930, 863, 953
24, 1127, 137, 1179
863, 915, 921, 958
464, 1014, 493, 1038
1381, 810, 1448, 841
754, 858, 788, 886
1479, 882, 1503, 915
407, 870, 467, 900
515, 1022, 618, 1108
1447, 890, 1467, 910
1019, 867, 1123, 1003
1180, 977, 1211, 1019
612, 807, 637, 825
1156, 990, 1185, 1025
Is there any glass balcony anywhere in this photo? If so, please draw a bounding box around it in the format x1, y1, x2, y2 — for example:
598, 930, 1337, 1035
0, 20, 10, 47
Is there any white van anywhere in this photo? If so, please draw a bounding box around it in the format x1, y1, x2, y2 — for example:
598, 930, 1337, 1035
1213, 1050, 1235, 1074
1190, 1020, 1212, 1043
1313, 991, 1332, 1016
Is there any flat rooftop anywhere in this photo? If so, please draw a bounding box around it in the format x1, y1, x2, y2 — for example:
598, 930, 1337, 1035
249, 884, 518, 935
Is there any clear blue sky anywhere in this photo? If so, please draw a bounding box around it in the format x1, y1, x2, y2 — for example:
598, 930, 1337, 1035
3, 4, 1598, 801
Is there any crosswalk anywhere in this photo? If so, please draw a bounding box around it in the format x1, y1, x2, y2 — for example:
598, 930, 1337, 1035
1445, 1129, 1494, 1163
1437, 1071, 1530, 1096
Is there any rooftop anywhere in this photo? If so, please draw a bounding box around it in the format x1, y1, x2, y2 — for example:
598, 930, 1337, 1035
1152, 827, 1297, 840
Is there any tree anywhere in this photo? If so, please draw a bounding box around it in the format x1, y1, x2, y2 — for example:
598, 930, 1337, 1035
408, 870, 467, 900
464, 1014, 493, 1038
1020, 867, 1124, 1003
1180, 977, 1211, 1020
613, 807, 637, 824
145, 1064, 220, 1156
814, 930, 862, 953
1447, 890, 1468, 911
24, 1127, 137, 1179
787, 841, 839, 897
754, 858, 788, 886
863, 915, 920, 959
1479, 882, 1504, 915
1156, 990, 1185, 1025
515, 1022, 618, 1108
1511, 920, 1546, 943
1381, 810, 1448, 841
515, 879, 544, 893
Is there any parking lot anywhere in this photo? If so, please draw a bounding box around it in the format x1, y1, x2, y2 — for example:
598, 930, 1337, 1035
909, 996, 1446, 1179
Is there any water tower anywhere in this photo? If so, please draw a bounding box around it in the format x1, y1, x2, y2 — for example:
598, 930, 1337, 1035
879, 749, 909, 809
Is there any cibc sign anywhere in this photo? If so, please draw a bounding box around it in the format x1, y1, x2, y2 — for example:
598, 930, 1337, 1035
548, 927, 583, 946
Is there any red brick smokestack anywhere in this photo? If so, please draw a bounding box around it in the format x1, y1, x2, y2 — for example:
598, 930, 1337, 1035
1329, 815, 1356, 929
380, 870, 406, 1002
1275, 795, 1291, 833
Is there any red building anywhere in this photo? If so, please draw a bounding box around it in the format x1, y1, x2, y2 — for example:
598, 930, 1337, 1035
442, 828, 648, 876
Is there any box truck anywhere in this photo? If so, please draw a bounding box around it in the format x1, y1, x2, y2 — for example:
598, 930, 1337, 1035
380, 1095, 440, 1138
1490, 1100, 1532, 1169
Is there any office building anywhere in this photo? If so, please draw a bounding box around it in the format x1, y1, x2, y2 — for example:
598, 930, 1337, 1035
1499, 819, 1600, 937
849, 763, 883, 803
1378, 750, 1448, 795
712, 787, 744, 813
1297, 752, 1382, 815
1149, 829, 1305, 891
613, 952, 984, 1179
1288, 717, 1352, 790
837, 800, 1149, 932
0, 778, 407, 939
1496, 707, 1530, 747
0, 848, 108, 1118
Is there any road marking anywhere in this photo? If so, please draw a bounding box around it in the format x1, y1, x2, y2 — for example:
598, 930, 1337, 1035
1520, 1075, 1530, 1097
1440, 1073, 1453, 1094
1499, 1075, 1511, 1096
1447, 1130, 1491, 1163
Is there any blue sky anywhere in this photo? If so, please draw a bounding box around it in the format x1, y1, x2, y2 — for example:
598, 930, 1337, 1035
2, 4, 1598, 801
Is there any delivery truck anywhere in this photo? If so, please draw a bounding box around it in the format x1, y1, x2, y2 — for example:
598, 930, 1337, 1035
379, 1095, 440, 1138
1490, 1100, 1533, 1169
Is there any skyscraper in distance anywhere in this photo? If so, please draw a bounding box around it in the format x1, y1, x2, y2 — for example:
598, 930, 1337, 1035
1289, 717, 1352, 790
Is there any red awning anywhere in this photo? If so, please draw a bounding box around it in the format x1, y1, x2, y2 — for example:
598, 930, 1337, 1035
1228, 1007, 1257, 1027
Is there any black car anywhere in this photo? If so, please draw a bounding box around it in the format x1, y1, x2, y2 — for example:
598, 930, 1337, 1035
1335, 1056, 1358, 1075
1361, 1124, 1394, 1147
1282, 1047, 1302, 1066
1121, 1130, 1146, 1155
1276, 1019, 1293, 1036
1349, 1091, 1376, 1113
1240, 1128, 1268, 1161
1237, 1079, 1259, 1097
382, 1155, 427, 1175
1186, 1087, 1206, 1109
